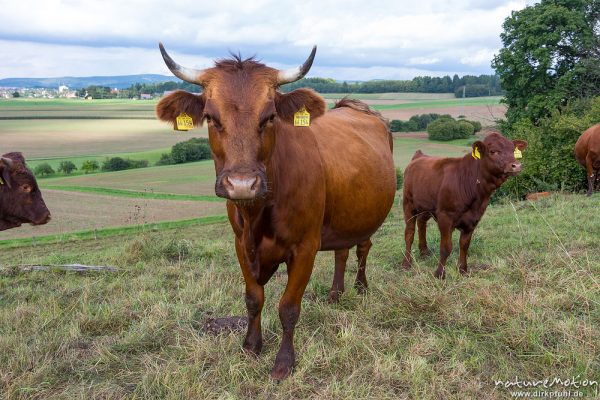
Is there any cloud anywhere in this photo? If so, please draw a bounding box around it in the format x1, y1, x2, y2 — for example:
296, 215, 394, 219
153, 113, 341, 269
0, 0, 539, 79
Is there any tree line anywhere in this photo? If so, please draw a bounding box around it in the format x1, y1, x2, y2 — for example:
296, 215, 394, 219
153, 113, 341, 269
76, 74, 503, 99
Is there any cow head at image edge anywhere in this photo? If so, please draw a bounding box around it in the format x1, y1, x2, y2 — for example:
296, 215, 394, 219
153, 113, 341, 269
0, 152, 51, 231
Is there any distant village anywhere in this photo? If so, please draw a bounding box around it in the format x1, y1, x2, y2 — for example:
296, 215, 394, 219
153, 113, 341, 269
0, 85, 161, 100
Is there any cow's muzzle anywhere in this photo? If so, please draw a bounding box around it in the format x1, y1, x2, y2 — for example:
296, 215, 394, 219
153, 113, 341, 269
216, 172, 267, 201
32, 212, 51, 226
505, 162, 522, 176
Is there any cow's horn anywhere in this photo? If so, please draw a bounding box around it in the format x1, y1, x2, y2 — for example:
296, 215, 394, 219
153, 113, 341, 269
277, 45, 317, 86
0, 157, 13, 168
159, 42, 207, 85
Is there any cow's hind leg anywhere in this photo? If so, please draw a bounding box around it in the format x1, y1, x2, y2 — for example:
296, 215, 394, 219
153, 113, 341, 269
355, 239, 372, 293
328, 248, 349, 303
271, 242, 318, 381
417, 214, 432, 257
402, 207, 417, 269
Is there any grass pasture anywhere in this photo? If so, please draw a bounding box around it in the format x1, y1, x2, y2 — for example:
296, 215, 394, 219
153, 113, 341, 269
0, 193, 598, 398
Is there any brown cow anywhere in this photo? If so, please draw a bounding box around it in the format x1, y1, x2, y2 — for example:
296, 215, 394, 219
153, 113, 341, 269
402, 132, 527, 279
0, 152, 51, 230
155, 44, 396, 379
575, 123, 600, 196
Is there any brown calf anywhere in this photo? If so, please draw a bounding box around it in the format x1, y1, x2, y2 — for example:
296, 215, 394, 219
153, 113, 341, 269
402, 132, 527, 279
156, 45, 396, 379
0, 152, 51, 230
575, 123, 600, 196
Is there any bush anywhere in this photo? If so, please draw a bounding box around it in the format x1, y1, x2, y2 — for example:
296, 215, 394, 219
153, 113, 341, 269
390, 113, 446, 133
169, 138, 212, 164
58, 160, 77, 175
34, 163, 54, 177
156, 153, 175, 166
427, 117, 474, 141
396, 167, 403, 190
81, 160, 99, 174
102, 157, 149, 172
497, 97, 600, 199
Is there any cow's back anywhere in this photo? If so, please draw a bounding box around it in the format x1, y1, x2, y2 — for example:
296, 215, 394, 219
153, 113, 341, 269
310, 105, 396, 250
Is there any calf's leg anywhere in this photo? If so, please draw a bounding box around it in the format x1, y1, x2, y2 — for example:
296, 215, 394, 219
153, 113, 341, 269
328, 248, 349, 303
434, 215, 453, 279
417, 214, 432, 257
458, 229, 474, 275
355, 239, 372, 293
271, 242, 318, 380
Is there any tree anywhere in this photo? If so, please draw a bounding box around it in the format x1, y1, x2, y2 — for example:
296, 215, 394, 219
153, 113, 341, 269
12, 91, 20, 98
58, 161, 77, 175
492, 0, 600, 128
81, 160, 99, 174
34, 163, 55, 177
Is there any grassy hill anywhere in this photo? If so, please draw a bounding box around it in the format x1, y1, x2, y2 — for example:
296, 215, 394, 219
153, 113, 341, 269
0, 193, 598, 398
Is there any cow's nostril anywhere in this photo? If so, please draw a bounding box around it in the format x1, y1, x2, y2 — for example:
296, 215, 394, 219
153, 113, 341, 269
251, 176, 260, 190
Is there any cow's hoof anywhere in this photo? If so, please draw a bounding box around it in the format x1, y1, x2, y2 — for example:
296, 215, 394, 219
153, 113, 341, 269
270, 362, 293, 381
354, 281, 368, 294
327, 290, 341, 303
242, 339, 262, 356
401, 261, 412, 270
419, 248, 432, 258
433, 269, 446, 279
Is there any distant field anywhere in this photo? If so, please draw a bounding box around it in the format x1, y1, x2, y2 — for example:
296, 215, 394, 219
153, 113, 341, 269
37, 137, 470, 198
0, 119, 207, 159
41, 160, 218, 196
0, 189, 225, 240
323, 92, 456, 100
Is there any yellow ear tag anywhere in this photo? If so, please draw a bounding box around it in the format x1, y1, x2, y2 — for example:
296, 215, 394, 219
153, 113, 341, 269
293, 107, 310, 127
472, 147, 481, 160
0, 177, 4, 185
175, 113, 194, 131
514, 148, 523, 159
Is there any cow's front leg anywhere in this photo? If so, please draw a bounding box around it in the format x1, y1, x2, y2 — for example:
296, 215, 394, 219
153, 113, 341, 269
235, 239, 264, 355
458, 229, 474, 275
271, 241, 318, 380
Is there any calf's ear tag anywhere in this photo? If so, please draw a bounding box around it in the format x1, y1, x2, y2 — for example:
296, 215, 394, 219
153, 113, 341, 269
294, 107, 310, 127
0, 177, 4, 185
472, 147, 481, 160
175, 113, 194, 131
514, 148, 523, 159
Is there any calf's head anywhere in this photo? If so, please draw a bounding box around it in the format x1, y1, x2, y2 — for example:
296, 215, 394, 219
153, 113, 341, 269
472, 132, 528, 177
156, 44, 326, 201
0, 152, 51, 231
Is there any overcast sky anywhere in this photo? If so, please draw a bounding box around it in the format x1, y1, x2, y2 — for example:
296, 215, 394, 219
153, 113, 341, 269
0, 0, 537, 80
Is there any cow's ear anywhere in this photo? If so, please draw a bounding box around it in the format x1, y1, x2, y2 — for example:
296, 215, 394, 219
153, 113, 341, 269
0, 157, 14, 188
472, 140, 487, 159
513, 140, 528, 150
156, 90, 205, 129
274, 88, 326, 124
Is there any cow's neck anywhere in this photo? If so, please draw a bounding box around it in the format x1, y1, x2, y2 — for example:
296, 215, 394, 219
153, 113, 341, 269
462, 156, 505, 202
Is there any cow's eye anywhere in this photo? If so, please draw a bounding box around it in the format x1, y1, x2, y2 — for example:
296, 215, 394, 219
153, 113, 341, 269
490, 150, 498, 155
21, 184, 32, 193
259, 114, 276, 131
205, 115, 223, 131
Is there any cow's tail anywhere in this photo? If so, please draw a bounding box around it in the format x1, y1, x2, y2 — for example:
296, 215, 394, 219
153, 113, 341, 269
332, 97, 392, 150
